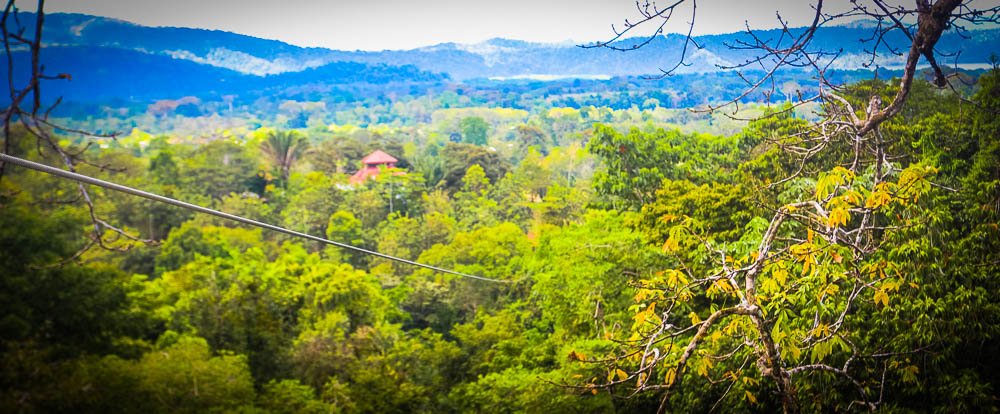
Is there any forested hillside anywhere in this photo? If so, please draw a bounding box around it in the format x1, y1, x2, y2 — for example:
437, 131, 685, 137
3, 12, 999, 128
2, 73, 998, 412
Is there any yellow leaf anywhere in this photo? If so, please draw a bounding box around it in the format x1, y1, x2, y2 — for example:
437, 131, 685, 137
810, 323, 831, 338
666, 269, 689, 288
696, 358, 712, 376
615, 368, 628, 381
787, 343, 802, 360
815, 283, 839, 302
662, 237, 679, 253
832, 166, 855, 181
828, 207, 850, 227
745, 390, 758, 404
874, 288, 889, 307
842, 190, 859, 206
866, 188, 892, 209
773, 266, 788, 286
710, 330, 723, 342
713, 279, 736, 295
633, 310, 647, 326
664, 367, 677, 386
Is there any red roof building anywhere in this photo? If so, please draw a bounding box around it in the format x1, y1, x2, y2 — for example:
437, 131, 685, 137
350, 150, 400, 184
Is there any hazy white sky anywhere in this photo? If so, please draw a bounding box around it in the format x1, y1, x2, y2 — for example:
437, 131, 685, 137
40, 0, 844, 51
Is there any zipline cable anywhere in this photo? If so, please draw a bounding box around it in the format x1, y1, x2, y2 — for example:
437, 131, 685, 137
0, 152, 509, 283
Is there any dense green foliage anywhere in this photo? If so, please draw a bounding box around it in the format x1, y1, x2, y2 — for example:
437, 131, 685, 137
1, 72, 998, 413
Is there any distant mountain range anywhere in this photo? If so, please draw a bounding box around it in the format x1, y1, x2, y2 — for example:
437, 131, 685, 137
2, 12, 999, 106
31, 13, 1000, 77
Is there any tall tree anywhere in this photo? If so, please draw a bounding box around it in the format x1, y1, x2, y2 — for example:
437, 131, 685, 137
459, 117, 489, 146
261, 130, 309, 183
587, 1, 1000, 413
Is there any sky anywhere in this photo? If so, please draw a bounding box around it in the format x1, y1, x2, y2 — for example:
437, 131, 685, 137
39, 0, 842, 51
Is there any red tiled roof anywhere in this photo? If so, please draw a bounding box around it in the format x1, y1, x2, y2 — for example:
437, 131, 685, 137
350, 168, 374, 184
360, 150, 398, 165
350, 167, 406, 185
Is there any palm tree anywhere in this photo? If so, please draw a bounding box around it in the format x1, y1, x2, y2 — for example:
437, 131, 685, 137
260, 130, 309, 183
